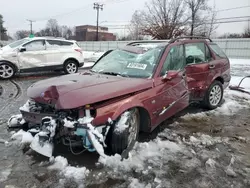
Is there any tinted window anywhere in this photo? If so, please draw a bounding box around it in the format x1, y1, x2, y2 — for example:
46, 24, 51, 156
161, 45, 185, 76
209, 43, 227, 59
61, 41, 73, 46
205, 44, 213, 61
46, 40, 62, 46
23, 40, 45, 51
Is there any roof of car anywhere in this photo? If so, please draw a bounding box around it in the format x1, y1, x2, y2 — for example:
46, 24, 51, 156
26, 36, 75, 42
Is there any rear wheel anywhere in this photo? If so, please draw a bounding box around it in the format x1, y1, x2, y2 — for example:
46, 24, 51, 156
0, 62, 15, 79
64, 60, 79, 74
108, 108, 140, 157
203, 81, 223, 110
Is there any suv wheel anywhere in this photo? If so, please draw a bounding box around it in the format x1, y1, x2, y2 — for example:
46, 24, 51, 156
203, 81, 223, 110
107, 108, 140, 158
0, 62, 15, 79
64, 60, 78, 74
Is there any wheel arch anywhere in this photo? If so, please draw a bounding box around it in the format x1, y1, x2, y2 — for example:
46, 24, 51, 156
63, 58, 80, 67
112, 104, 152, 133
0, 60, 18, 72
213, 76, 224, 84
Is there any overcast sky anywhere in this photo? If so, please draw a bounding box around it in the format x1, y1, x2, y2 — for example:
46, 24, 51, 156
1, 0, 250, 37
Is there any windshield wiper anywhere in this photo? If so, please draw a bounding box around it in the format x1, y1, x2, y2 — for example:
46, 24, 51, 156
99, 71, 129, 77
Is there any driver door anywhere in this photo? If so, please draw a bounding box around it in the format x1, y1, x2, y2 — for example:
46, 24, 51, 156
152, 44, 189, 126
17, 40, 47, 69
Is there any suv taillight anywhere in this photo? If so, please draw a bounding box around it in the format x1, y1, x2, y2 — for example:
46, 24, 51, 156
74, 49, 82, 54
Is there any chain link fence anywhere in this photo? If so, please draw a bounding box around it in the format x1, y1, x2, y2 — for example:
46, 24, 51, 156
1, 38, 250, 59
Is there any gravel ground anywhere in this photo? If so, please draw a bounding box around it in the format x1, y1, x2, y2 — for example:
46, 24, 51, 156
0, 62, 250, 188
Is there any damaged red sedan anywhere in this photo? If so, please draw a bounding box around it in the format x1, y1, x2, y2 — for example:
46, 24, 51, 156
8, 36, 231, 158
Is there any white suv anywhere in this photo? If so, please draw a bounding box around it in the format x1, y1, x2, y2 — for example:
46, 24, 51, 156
0, 37, 84, 79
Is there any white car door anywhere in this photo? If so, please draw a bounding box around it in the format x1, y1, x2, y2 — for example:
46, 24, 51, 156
17, 40, 47, 69
45, 40, 73, 66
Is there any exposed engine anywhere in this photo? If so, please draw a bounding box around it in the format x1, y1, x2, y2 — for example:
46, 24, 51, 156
9, 100, 111, 158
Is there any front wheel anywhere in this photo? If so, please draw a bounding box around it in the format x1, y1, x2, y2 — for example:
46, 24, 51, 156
0, 62, 15, 79
64, 60, 79, 74
203, 81, 223, 110
108, 108, 140, 157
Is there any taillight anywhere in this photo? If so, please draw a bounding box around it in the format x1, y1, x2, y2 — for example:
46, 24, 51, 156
74, 49, 82, 54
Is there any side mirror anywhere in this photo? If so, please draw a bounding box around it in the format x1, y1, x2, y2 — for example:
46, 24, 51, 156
162, 71, 178, 81
19, 47, 26, 52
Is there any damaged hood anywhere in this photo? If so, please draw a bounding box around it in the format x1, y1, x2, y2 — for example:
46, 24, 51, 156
27, 72, 153, 109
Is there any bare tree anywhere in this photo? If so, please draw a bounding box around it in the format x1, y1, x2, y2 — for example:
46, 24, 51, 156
184, 0, 212, 36
15, 30, 30, 39
61, 25, 73, 39
197, 4, 218, 37
46, 19, 61, 37
242, 26, 250, 38
129, 0, 189, 39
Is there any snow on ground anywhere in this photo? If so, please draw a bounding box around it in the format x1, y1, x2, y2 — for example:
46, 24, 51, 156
48, 156, 89, 184
6, 58, 250, 187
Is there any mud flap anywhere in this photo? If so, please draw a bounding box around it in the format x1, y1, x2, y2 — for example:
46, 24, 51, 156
30, 133, 54, 158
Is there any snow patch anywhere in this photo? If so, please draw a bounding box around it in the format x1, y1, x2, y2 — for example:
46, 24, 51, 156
7, 114, 25, 128
63, 118, 77, 128
0, 169, 11, 182
48, 156, 89, 182
115, 111, 130, 133
11, 130, 34, 144
19, 100, 31, 112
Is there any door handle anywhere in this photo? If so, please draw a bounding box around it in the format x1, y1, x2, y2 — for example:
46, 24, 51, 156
209, 64, 215, 69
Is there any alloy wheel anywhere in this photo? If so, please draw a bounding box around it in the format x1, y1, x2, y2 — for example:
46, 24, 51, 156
0, 64, 14, 79
66, 63, 77, 74
209, 85, 222, 106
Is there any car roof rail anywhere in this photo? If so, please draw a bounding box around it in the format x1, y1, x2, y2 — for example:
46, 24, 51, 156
126, 40, 168, 46
169, 36, 213, 43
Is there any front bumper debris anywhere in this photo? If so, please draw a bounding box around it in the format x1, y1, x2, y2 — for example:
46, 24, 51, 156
8, 101, 111, 158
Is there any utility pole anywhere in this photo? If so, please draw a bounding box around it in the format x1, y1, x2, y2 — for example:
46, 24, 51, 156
93, 3, 103, 41
27, 19, 35, 35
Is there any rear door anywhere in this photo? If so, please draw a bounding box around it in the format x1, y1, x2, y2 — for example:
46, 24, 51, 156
17, 40, 47, 69
45, 40, 73, 66
184, 42, 219, 100
152, 44, 189, 126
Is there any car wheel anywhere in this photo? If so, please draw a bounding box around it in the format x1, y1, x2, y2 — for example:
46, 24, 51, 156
203, 81, 223, 110
108, 108, 140, 157
0, 62, 15, 79
64, 60, 79, 74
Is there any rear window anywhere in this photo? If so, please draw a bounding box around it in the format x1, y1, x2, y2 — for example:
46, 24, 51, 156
208, 43, 227, 59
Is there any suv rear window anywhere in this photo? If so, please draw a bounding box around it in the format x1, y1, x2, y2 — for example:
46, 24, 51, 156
208, 43, 227, 59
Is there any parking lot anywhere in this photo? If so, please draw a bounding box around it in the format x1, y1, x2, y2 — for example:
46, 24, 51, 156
0, 58, 249, 188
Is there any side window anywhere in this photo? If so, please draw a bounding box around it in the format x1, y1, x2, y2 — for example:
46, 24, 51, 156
208, 43, 227, 59
46, 40, 62, 47
24, 40, 45, 51
61, 41, 73, 46
23, 40, 45, 51
160, 45, 185, 76
205, 44, 213, 61
185, 43, 206, 64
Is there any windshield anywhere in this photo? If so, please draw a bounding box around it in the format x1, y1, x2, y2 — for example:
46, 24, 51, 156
91, 47, 164, 78
8, 38, 31, 48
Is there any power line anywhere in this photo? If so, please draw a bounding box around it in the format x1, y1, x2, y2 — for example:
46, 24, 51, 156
216, 5, 250, 12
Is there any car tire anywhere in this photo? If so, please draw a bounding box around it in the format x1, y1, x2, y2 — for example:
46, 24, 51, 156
203, 80, 223, 110
108, 108, 140, 158
0, 62, 15, 79
64, 60, 79, 74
